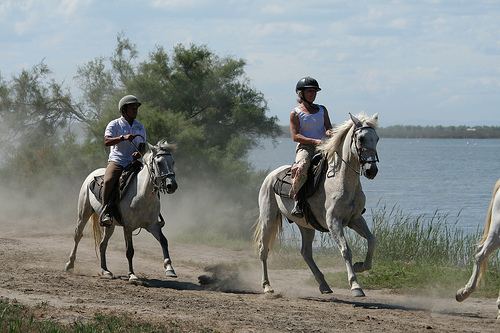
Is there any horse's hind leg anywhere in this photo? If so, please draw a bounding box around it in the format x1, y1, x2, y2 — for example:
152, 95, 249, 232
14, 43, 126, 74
257, 203, 281, 293
456, 236, 500, 302
149, 224, 177, 278
65, 196, 94, 271
298, 226, 332, 294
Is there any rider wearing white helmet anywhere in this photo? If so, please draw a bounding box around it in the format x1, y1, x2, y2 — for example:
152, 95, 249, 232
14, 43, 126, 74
100, 95, 147, 227
289, 77, 332, 218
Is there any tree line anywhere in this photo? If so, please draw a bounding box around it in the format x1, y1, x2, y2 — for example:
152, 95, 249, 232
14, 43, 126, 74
0, 33, 282, 238
279, 124, 500, 139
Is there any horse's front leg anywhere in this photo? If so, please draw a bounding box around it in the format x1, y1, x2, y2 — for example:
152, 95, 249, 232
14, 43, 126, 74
456, 237, 500, 302
123, 229, 138, 281
348, 215, 376, 273
100, 225, 115, 278
149, 224, 177, 278
298, 226, 332, 294
328, 217, 365, 297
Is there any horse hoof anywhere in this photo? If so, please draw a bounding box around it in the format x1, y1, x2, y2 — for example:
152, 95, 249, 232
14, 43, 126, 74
165, 270, 177, 278
264, 285, 274, 294
64, 262, 73, 272
320, 288, 333, 294
351, 288, 365, 297
456, 289, 468, 302
101, 270, 114, 279
129, 274, 138, 281
353, 262, 365, 273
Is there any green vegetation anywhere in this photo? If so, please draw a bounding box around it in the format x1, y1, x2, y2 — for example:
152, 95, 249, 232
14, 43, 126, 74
270, 205, 500, 298
0, 33, 281, 238
0, 299, 216, 333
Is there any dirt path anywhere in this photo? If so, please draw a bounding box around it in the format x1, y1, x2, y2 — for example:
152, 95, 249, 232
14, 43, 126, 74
1, 218, 499, 333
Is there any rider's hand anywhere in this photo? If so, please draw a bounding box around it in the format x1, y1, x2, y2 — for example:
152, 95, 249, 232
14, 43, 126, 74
124, 134, 137, 142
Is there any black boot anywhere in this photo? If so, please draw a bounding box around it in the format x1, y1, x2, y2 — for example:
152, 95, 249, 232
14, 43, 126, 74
99, 205, 113, 227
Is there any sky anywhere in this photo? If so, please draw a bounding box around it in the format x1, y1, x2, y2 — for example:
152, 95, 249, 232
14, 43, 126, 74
1, 0, 499, 127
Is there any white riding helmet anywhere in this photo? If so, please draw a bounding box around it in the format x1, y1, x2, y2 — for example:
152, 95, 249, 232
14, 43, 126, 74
118, 95, 141, 113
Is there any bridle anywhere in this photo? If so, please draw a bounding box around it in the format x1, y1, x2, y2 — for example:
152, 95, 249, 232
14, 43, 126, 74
334, 125, 379, 175
147, 151, 176, 195
352, 126, 379, 165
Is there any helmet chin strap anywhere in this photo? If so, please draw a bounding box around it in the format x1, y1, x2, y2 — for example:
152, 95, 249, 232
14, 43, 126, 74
302, 96, 319, 110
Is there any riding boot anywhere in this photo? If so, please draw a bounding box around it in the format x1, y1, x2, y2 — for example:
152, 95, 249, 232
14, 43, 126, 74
291, 200, 304, 218
100, 204, 113, 227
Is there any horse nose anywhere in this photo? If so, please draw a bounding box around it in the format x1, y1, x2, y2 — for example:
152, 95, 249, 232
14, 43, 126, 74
166, 179, 178, 194
364, 163, 378, 179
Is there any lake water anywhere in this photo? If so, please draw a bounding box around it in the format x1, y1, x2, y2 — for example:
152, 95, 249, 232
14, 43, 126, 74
248, 137, 500, 234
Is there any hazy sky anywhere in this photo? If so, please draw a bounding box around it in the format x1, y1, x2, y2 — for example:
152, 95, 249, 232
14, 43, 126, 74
1, 0, 499, 126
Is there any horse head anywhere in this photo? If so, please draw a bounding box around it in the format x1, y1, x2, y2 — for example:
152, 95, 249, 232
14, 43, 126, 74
147, 140, 178, 194
349, 113, 379, 179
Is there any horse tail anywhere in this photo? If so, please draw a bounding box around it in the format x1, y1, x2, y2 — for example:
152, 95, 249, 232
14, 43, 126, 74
89, 212, 102, 259
253, 212, 283, 254
478, 178, 500, 281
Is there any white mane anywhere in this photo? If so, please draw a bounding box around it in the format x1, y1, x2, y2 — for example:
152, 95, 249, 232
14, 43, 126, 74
318, 112, 378, 161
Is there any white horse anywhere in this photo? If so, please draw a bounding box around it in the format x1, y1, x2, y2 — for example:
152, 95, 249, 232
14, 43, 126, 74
254, 113, 379, 297
456, 178, 500, 319
65, 140, 178, 281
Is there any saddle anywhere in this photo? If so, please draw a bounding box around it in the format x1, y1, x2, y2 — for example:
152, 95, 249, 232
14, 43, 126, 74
273, 153, 329, 233
89, 160, 143, 225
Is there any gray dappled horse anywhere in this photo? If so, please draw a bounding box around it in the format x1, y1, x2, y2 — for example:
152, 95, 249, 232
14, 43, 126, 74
65, 140, 178, 281
254, 113, 379, 297
456, 178, 500, 320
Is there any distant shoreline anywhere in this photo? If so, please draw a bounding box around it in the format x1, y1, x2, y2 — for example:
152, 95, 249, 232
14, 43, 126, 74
276, 125, 500, 139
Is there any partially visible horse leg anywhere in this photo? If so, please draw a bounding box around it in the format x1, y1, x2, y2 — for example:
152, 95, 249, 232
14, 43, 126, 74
348, 216, 376, 273
65, 197, 94, 271
256, 181, 282, 294
257, 213, 280, 294
298, 226, 332, 294
99, 225, 116, 279
456, 236, 500, 302
123, 228, 138, 281
149, 224, 177, 278
328, 217, 365, 297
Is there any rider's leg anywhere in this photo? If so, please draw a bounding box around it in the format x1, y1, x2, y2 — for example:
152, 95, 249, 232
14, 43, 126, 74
290, 145, 314, 218
101, 162, 123, 227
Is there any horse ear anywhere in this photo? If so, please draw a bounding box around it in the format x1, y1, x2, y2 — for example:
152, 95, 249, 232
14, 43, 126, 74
372, 113, 379, 121
148, 143, 156, 154
349, 113, 362, 128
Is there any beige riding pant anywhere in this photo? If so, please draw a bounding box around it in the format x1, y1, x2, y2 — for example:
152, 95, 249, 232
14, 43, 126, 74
289, 144, 316, 199
102, 161, 124, 206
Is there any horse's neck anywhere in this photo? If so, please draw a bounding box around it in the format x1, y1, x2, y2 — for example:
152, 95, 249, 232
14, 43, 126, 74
327, 126, 360, 188
135, 158, 157, 198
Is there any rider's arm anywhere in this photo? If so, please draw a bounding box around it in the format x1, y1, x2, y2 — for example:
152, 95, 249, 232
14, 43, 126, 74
322, 106, 333, 137
104, 134, 137, 147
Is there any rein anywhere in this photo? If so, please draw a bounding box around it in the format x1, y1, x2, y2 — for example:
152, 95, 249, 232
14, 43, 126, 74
335, 125, 378, 175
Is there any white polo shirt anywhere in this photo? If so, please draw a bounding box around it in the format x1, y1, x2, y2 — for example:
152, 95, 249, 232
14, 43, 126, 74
105, 116, 146, 167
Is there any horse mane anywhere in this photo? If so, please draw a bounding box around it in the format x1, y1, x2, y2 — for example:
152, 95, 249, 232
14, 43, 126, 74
318, 112, 378, 161
144, 140, 177, 160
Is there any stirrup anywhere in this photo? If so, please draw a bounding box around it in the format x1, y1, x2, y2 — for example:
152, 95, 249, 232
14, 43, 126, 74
99, 206, 113, 227
291, 202, 304, 218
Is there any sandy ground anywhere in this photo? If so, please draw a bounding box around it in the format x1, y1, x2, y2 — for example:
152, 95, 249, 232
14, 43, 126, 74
1, 204, 499, 332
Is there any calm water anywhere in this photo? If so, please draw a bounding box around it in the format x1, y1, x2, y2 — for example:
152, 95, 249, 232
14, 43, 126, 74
248, 138, 500, 233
